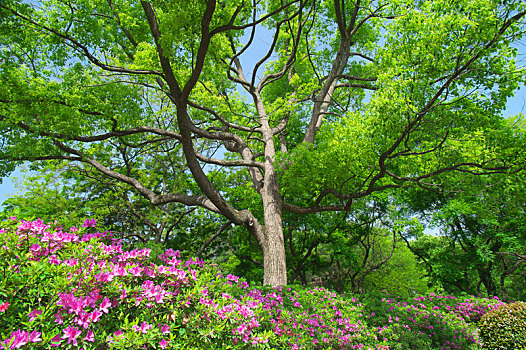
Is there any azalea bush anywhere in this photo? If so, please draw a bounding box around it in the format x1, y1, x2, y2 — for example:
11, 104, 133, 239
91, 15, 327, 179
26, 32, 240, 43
0, 217, 387, 349
361, 292, 505, 350
0, 217, 505, 349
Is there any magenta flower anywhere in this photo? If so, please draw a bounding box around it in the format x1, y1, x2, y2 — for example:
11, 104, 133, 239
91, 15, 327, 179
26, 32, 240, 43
84, 329, 95, 342
28, 309, 42, 322
50, 334, 62, 347
132, 321, 152, 334
54, 313, 64, 325
3, 330, 28, 349
90, 309, 102, 323
99, 297, 111, 313
129, 266, 143, 276
0, 301, 9, 312
159, 324, 170, 335
62, 326, 82, 346
82, 219, 97, 228
159, 339, 169, 349
28, 330, 42, 343
226, 274, 239, 283
108, 329, 124, 343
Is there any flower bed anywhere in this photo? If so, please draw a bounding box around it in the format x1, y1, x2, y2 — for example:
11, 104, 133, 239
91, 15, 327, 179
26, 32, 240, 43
0, 218, 504, 349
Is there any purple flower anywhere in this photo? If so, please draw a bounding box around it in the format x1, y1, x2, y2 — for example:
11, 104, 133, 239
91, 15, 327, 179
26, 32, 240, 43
82, 219, 97, 228
62, 326, 82, 346
28, 330, 41, 343
159, 339, 169, 349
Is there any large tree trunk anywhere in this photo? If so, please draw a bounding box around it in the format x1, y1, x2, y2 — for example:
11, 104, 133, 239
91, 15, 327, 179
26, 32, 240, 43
261, 183, 287, 286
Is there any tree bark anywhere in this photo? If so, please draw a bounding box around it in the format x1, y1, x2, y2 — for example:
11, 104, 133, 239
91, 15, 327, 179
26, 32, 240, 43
477, 264, 497, 297
260, 176, 287, 286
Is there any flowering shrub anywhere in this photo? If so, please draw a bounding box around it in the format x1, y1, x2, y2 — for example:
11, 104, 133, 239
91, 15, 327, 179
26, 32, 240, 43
361, 292, 505, 350
0, 218, 387, 349
0, 217, 507, 349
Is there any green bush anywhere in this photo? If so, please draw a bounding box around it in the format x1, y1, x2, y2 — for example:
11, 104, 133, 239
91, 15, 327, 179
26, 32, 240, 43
479, 301, 526, 350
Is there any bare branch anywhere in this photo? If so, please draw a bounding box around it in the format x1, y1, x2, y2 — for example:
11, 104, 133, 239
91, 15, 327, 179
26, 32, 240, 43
47, 139, 222, 213
196, 221, 231, 257
141, 1, 182, 97
335, 82, 378, 90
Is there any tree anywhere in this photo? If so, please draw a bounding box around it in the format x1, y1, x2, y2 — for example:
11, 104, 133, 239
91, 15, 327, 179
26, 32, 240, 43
399, 127, 526, 298
0, 162, 187, 241
1, 0, 525, 285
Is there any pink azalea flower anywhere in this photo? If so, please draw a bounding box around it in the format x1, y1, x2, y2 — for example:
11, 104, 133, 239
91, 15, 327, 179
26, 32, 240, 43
84, 329, 95, 342
50, 334, 62, 347
0, 301, 9, 312
4, 330, 28, 349
82, 219, 97, 228
62, 326, 82, 346
28, 330, 42, 343
54, 313, 64, 325
129, 266, 143, 276
108, 329, 124, 343
159, 324, 170, 335
159, 339, 169, 349
99, 297, 111, 313
132, 321, 152, 334
90, 309, 102, 323
28, 309, 42, 322
77, 311, 93, 329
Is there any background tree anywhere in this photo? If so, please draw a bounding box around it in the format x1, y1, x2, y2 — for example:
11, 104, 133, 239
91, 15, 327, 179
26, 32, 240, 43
399, 121, 526, 299
1, 0, 525, 286
0, 162, 237, 259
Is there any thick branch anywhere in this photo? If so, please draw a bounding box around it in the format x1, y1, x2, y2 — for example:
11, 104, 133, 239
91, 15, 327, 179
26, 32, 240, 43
48, 139, 221, 212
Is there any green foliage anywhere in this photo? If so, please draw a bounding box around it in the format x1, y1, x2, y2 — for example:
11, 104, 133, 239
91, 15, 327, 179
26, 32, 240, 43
362, 292, 505, 350
402, 168, 526, 300
360, 237, 429, 298
479, 301, 526, 350
0, 216, 517, 349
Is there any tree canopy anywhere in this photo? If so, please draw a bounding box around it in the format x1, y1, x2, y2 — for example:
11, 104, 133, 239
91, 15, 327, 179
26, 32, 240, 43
1, 0, 525, 285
